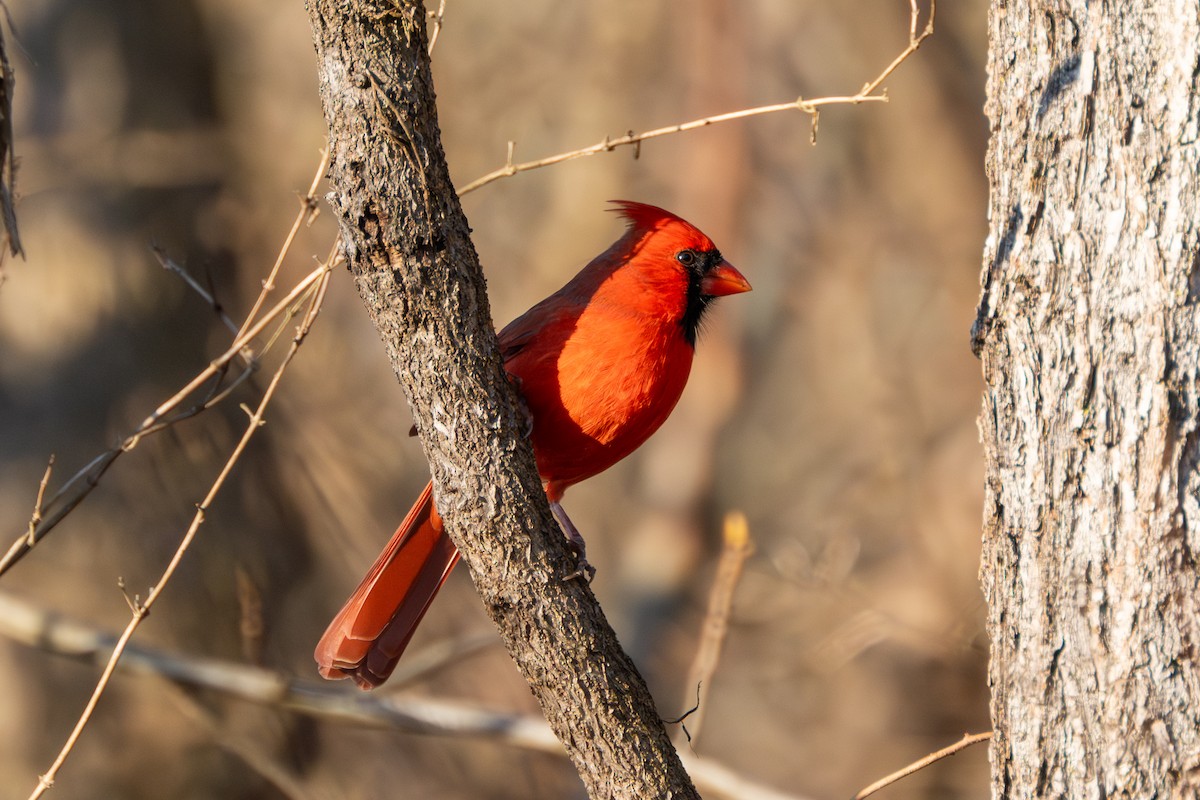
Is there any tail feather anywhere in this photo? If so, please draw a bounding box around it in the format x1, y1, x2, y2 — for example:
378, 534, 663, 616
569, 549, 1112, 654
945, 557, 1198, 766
315, 481, 461, 689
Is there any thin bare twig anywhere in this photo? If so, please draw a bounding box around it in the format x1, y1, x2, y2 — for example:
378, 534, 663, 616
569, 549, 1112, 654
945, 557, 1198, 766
861, 0, 935, 99
234, 147, 329, 342
426, 0, 446, 55
152, 246, 242, 337
24, 456, 53, 546
26, 251, 335, 799
0, 264, 325, 579
674, 511, 753, 747
0, 153, 333, 578
16, 350, 253, 556
852, 731, 992, 800
457, 0, 935, 195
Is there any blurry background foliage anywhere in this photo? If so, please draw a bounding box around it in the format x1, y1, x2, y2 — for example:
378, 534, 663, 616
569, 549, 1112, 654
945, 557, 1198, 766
0, 1, 989, 798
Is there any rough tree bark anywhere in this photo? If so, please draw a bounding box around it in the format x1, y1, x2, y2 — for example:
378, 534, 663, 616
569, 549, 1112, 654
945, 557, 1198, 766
975, 2, 1200, 797
303, 2, 701, 798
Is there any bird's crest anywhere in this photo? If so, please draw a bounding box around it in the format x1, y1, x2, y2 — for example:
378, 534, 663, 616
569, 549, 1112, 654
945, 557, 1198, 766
609, 200, 714, 251
610, 200, 685, 231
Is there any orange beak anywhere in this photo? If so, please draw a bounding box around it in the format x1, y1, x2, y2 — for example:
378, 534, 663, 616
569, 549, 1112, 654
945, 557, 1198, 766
700, 260, 752, 296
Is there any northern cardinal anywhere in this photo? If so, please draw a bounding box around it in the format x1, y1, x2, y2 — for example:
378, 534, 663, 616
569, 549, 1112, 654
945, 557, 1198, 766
316, 201, 751, 689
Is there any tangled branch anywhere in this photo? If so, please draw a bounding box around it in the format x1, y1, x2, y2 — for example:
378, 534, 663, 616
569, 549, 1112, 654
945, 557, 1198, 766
27, 251, 335, 799
0, 151, 331, 579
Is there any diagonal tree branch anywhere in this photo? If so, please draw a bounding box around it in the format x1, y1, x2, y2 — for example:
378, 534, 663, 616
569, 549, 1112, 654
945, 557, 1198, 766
304, 1, 700, 797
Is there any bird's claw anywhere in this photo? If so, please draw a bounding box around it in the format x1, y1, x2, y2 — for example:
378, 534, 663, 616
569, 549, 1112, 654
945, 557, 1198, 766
565, 563, 597, 583
551, 499, 596, 583
564, 541, 597, 583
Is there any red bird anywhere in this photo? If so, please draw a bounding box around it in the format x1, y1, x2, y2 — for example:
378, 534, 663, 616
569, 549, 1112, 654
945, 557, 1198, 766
316, 201, 751, 689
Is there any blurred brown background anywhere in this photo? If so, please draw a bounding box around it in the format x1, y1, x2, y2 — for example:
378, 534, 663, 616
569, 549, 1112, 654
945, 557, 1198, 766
0, 1, 990, 798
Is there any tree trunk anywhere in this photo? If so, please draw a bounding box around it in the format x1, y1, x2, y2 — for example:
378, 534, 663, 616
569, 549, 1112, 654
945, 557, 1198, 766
975, 2, 1200, 796
303, 2, 700, 797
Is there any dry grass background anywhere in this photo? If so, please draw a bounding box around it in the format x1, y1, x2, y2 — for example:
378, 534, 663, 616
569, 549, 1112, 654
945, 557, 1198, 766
0, 1, 990, 798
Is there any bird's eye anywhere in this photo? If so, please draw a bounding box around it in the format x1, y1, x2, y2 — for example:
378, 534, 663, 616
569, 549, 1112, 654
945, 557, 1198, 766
676, 250, 697, 267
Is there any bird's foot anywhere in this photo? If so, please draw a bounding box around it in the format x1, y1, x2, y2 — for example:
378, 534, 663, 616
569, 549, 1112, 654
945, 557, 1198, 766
564, 542, 597, 583
551, 500, 596, 583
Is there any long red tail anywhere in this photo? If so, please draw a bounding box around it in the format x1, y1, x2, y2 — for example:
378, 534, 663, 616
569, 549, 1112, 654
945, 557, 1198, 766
315, 481, 460, 689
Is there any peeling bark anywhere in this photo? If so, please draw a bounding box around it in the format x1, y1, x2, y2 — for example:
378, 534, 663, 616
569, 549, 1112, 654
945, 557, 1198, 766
977, 2, 1200, 796
303, 2, 700, 797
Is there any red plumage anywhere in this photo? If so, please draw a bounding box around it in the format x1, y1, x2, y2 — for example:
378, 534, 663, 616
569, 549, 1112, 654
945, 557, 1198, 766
316, 202, 750, 688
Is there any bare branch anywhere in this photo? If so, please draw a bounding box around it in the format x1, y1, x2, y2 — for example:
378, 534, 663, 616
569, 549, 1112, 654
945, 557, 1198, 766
426, 0, 446, 55
863, 0, 936, 99
234, 147, 329, 343
24, 456, 53, 547
458, 0, 936, 195
0, 260, 330, 579
853, 731, 992, 800
26, 250, 335, 799
0, 590, 812, 800
0, 151, 334, 578
152, 246, 242, 337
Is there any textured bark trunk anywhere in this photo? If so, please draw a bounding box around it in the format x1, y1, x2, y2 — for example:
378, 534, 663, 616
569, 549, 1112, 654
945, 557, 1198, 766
975, 2, 1200, 797
303, 2, 700, 797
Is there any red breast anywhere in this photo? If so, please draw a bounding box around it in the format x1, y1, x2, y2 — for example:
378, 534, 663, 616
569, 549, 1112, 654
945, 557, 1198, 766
498, 201, 751, 498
